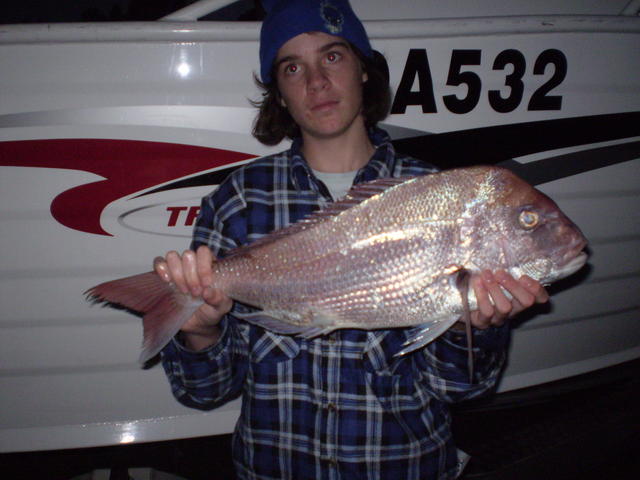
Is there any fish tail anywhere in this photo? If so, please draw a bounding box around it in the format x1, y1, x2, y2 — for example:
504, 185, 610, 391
85, 272, 203, 365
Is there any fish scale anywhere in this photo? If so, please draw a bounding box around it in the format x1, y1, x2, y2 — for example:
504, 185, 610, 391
213, 176, 470, 330
86, 166, 588, 364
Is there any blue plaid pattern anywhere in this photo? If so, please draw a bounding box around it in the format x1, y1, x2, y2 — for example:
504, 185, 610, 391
161, 128, 510, 479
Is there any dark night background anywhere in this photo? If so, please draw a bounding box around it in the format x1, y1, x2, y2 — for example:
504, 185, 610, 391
1, 1, 190, 23
0, 0, 266, 24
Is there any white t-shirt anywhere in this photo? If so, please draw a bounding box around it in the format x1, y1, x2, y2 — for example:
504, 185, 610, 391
312, 169, 359, 201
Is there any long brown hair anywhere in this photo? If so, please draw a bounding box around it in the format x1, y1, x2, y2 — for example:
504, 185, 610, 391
251, 47, 391, 146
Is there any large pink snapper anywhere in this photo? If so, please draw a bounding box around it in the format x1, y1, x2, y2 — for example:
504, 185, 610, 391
86, 166, 587, 364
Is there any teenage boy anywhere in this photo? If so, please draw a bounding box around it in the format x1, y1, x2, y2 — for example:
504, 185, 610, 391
155, 1, 547, 478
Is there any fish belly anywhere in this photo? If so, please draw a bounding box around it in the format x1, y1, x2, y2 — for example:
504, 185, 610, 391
215, 235, 467, 332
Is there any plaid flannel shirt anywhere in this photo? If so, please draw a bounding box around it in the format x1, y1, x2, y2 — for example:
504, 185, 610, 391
161, 128, 510, 480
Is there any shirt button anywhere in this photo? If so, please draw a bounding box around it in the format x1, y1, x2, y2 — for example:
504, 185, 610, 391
327, 402, 337, 411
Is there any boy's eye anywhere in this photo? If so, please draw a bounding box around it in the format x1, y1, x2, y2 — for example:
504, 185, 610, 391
326, 52, 341, 63
284, 64, 299, 74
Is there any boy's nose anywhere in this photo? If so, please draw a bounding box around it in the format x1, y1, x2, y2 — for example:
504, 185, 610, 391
306, 65, 329, 92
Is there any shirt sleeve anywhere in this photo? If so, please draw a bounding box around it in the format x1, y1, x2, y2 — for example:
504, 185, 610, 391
160, 315, 249, 410
160, 173, 251, 410
415, 324, 511, 403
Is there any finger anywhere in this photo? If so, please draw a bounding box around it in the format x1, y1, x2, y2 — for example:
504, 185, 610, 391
520, 275, 550, 304
471, 273, 493, 328
469, 310, 489, 329
166, 250, 188, 294
181, 303, 220, 334
495, 270, 536, 310
506, 297, 525, 320
202, 286, 221, 305
181, 249, 202, 297
196, 245, 214, 288
192, 303, 222, 330
202, 286, 232, 311
482, 270, 512, 318
153, 256, 171, 282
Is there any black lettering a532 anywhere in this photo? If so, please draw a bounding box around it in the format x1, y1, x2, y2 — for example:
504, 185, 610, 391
391, 48, 567, 115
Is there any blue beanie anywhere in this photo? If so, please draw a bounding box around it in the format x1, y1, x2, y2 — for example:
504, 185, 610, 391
260, 0, 373, 84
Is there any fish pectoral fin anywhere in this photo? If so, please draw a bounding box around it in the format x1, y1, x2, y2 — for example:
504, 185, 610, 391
297, 326, 336, 339
239, 310, 337, 338
394, 314, 460, 357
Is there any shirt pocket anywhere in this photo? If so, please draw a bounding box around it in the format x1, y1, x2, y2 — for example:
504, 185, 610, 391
249, 328, 301, 363
362, 331, 423, 407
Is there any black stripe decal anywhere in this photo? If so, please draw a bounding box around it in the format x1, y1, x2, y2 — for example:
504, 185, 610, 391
392, 112, 640, 183
144, 112, 640, 195
499, 141, 640, 186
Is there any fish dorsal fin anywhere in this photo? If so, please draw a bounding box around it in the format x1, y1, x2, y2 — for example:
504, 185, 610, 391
343, 176, 412, 202
305, 176, 412, 219
226, 176, 415, 257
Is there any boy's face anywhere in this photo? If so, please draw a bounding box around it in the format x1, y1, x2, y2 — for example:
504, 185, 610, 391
274, 31, 368, 142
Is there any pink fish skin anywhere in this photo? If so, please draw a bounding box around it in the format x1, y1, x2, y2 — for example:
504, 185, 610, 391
86, 166, 588, 364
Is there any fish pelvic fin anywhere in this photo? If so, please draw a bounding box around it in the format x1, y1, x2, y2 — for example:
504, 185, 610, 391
85, 272, 203, 365
394, 267, 473, 358
394, 314, 460, 357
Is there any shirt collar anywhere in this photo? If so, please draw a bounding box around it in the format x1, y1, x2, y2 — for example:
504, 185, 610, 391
290, 137, 314, 192
355, 127, 396, 183
290, 127, 398, 191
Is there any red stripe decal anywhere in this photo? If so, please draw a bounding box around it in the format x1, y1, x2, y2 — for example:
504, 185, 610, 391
0, 139, 253, 236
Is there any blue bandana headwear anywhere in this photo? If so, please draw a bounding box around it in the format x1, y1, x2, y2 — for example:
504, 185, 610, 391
260, 0, 373, 84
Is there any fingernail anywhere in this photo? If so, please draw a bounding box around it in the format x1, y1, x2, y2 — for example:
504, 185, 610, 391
520, 276, 535, 288
482, 270, 494, 283
495, 270, 509, 284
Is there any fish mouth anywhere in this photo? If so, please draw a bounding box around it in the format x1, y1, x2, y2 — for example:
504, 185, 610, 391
566, 236, 587, 260
559, 230, 588, 266
548, 224, 588, 279
557, 250, 588, 278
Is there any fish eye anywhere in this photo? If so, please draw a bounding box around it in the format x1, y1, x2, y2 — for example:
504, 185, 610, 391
519, 210, 540, 229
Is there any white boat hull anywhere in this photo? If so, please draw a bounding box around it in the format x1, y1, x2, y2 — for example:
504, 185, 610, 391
1, 2, 638, 452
